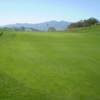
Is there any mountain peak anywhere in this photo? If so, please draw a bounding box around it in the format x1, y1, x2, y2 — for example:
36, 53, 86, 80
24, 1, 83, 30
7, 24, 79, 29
3, 21, 71, 31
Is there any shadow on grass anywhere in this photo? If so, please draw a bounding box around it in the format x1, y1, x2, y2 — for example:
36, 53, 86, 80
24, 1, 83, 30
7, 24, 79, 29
0, 72, 48, 100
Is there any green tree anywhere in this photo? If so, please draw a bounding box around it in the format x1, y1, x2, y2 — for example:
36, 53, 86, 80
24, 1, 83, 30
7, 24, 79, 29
67, 17, 99, 29
48, 27, 56, 32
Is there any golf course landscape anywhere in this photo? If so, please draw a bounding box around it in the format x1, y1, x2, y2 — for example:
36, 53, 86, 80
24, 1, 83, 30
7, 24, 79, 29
0, 25, 100, 100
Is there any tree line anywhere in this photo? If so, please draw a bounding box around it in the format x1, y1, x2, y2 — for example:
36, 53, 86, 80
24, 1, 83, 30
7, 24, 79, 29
68, 17, 99, 29
48, 17, 100, 31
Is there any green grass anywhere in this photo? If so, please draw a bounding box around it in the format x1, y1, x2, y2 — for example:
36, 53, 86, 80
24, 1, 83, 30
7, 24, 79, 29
0, 30, 100, 100
67, 24, 100, 34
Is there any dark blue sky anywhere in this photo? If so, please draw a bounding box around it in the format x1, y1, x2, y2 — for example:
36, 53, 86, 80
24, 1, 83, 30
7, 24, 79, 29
0, 0, 100, 25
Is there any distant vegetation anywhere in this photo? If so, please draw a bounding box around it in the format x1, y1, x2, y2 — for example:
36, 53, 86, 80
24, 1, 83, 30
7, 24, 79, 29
3, 21, 69, 31
67, 17, 99, 29
0, 27, 40, 32
48, 27, 56, 32
66, 24, 100, 34
14, 27, 40, 32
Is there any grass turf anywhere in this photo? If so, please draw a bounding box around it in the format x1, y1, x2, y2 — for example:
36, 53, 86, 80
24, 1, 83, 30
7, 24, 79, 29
0, 31, 100, 100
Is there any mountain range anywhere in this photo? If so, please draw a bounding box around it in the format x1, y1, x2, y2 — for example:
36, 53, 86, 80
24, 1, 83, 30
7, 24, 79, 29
3, 21, 71, 31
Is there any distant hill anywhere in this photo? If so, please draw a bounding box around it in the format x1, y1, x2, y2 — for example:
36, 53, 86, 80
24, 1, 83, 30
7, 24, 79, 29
66, 24, 100, 34
3, 21, 70, 31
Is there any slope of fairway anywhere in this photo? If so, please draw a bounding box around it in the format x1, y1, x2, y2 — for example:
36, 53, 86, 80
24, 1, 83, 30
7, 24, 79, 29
67, 24, 100, 34
0, 31, 100, 100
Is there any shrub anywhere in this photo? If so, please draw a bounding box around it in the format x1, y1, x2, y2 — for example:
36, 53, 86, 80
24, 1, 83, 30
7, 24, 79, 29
68, 17, 99, 29
48, 27, 56, 32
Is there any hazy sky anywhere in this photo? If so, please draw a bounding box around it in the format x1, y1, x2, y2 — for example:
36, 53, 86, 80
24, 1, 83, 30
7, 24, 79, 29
0, 0, 100, 25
